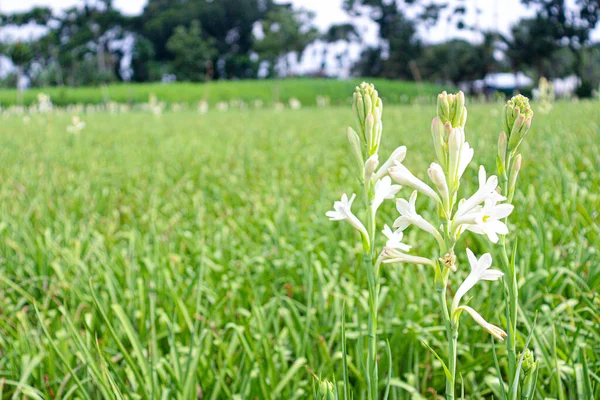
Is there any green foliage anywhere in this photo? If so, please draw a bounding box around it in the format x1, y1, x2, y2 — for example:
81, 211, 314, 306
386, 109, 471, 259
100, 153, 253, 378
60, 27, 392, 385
166, 21, 217, 82
254, 6, 319, 77
0, 99, 598, 398
0, 79, 448, 107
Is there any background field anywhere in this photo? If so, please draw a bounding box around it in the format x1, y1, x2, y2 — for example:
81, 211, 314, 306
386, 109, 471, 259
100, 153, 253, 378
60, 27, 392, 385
0, 79, 449, 108
0, 97, 599, 398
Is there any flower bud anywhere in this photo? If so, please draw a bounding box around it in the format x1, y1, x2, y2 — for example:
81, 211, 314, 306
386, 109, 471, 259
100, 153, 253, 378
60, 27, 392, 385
353, 82, 383, 155
317, 379, 336, 400
447, 127, 465, 194
364, 154, 379, 183
431, 117, 447, 169
520, 349, 535, 372
519, 349, 540, 399
428, 162, 450, 216
502, 94, 533, 152
347, 127, 364, 171
374, 146, 406, 180
437, 91, 467, 128
497, 131, 508, 179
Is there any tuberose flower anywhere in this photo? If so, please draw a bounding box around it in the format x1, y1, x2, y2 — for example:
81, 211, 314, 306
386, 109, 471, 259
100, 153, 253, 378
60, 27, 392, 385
464, 198, 514, 243
393, 191, 445, 249
452, 249, 504, 310
382, 225, 411, 251
373, 176, 401, 212
326, 194, 369, 243
453, 166, 503, 221
451, 249, 506, 340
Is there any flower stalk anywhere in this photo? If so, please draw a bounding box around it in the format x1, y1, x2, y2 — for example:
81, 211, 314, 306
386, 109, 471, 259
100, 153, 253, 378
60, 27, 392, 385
497, 95, 535, 399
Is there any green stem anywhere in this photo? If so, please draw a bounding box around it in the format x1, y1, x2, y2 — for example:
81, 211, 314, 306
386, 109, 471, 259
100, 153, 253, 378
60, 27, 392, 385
363, 180, 378, 400
500, 236, 518, 399
437, 267, 456, 400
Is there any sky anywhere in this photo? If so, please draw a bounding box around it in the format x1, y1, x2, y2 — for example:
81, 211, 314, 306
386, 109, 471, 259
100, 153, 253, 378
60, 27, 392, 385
1, 0, 599, 76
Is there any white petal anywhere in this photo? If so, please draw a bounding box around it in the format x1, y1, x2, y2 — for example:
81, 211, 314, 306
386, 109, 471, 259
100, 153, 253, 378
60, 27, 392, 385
491, 203, 514, 219
477, 253, 493, 272
479, 269, 504, 281
466, 248, 478, 271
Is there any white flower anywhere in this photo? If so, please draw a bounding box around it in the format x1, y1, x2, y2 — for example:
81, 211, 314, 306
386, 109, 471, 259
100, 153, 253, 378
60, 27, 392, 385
364, 154, 379, 183
453, 166, 502, 220
326, 194, 369, 242
382, 225, 411, 251
451, 249, 506, 340
393, 191, 445, 249
464, 198, 514, 243
452, 249, 504, 311
373, 176, 401, 212
374, 146, 406, 180
389, 161, 441, 203
381, 247, 436, 267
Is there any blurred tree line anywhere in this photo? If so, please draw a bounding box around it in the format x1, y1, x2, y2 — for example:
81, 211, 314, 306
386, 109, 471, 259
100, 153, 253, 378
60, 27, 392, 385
0, 0, 599, 96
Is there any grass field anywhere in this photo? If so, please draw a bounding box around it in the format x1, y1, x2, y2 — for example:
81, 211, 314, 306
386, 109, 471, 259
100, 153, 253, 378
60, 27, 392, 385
0, 79, 448, 108
0, 97, 599, 399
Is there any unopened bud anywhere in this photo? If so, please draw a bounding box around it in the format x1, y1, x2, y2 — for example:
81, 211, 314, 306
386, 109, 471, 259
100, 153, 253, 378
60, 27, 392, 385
502, 94, 533, 152
519, 349, 540, 399
447, 127, 466, 193
428, 162, 450, 216
364, 154, 379, 183
374, 146, 406, 180
353, 82, 383, 154
497, 131, 508, 179
521, 349, 535, 372
437, 91, 467, 128
347, 127, 364, 171
431, 117, 447, 169
317, 379, 336, 400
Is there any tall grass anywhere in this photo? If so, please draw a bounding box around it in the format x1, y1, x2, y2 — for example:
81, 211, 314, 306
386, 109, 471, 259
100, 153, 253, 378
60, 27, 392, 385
0, 78, 447, 107
0, 100, 598, 398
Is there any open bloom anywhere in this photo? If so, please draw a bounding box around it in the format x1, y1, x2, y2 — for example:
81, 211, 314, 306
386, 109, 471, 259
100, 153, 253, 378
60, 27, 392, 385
393, 191, 445, 248
382, 225, 411, 251
452, 249, 504, 310
326, 194, 369, 242
453, 166, 503, 221
373, 176, 401, 212
451, 249, 506, 340
389, 161, 441, 203
464, 198, 514, 243
374, 146, 406, 180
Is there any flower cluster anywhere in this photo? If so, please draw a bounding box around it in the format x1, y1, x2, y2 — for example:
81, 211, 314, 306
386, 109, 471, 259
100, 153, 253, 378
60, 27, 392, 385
327, 85, 533, 398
